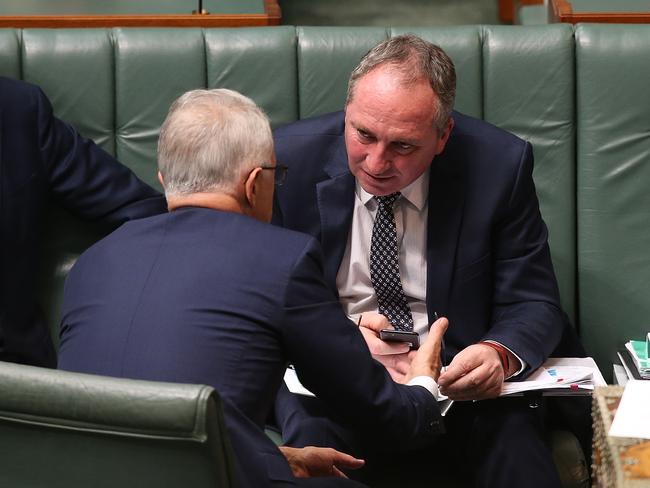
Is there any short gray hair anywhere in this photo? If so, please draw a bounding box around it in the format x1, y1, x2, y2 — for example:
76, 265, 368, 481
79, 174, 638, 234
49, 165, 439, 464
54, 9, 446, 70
346, 34, 456, 129
158, 89, 273, 196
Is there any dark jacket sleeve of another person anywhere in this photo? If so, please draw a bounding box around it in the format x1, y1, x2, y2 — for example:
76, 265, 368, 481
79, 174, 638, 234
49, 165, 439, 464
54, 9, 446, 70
278, 237, 443, 450
0, 77, 166, 367
25, 80, 165, 222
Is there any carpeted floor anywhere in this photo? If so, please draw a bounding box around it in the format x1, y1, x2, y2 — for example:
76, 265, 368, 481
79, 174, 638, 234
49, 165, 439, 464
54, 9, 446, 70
279, 0, 501, 26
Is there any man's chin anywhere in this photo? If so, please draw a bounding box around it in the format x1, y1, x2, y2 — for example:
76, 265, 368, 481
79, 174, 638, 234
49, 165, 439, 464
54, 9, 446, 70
359, 178, 399, 196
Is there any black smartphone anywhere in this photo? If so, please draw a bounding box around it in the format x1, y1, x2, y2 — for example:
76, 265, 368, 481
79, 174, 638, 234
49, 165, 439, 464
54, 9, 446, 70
379, 329, 420, 349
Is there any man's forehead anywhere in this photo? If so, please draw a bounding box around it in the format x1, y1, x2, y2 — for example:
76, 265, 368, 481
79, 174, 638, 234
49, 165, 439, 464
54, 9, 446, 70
345, 97, 438, 139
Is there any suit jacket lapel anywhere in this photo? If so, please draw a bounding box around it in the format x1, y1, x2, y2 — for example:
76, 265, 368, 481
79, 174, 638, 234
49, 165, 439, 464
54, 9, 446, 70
426, 151, 466, 321
316, 141, 355, 291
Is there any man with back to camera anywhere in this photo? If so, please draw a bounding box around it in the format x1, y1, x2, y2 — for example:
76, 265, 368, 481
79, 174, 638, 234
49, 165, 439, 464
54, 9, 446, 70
0, 76, 166, 369
57, 88, 451, 488
272, 34, 585, 487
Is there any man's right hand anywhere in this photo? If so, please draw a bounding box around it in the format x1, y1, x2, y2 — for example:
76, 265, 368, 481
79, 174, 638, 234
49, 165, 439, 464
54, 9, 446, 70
279, 446, 364, 479
358, 313, 412, 383
405, 316, 449, 383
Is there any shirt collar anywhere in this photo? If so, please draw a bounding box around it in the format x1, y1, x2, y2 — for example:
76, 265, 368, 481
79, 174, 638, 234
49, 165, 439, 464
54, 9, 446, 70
356, 168, 430, 211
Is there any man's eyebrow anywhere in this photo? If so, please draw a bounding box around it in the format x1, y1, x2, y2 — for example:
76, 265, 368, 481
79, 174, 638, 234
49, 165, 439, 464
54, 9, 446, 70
351, 121, 372, 134
351, 121, 419, 146
392, 137, 419, 147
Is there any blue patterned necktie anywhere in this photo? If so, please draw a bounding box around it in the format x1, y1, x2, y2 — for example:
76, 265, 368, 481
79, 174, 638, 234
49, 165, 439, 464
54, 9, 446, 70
369, 193, 414, 331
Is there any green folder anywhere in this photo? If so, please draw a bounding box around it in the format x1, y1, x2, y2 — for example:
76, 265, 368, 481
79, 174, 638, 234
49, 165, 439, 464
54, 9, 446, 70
628, 340, 650, 370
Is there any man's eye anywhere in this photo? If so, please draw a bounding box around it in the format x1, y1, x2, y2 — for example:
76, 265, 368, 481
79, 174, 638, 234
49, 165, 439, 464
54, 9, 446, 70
357, 129, 372, 140
396, 142, 413, 151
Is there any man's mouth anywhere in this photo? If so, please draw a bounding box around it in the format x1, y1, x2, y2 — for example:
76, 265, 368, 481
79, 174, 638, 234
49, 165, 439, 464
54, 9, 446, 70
363, 170, 393, 180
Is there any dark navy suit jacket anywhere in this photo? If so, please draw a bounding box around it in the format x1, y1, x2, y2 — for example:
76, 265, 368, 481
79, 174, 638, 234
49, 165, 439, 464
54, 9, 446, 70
0, 77, 165, 368
273, 110, 566, 374
58, 208, 442, 487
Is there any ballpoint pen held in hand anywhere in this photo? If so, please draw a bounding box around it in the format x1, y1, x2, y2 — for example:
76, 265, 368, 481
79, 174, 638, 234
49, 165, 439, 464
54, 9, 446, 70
432, 312, 447, 373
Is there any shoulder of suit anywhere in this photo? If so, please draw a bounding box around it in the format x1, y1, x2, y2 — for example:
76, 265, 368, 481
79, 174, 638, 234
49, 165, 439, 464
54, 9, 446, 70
273, 110, 345, 139
451, 110, 527, 148
0, 77, 40, 102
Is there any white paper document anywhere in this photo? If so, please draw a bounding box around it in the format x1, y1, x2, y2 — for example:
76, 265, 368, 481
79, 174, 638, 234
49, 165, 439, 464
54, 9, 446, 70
500, 357, 606, 397
609, 380, 650, 439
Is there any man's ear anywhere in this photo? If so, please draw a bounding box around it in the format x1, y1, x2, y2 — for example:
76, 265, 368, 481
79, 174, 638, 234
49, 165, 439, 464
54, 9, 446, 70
157, 171, 165, 188
244, 167, 262, 209
434, 117, 455, 156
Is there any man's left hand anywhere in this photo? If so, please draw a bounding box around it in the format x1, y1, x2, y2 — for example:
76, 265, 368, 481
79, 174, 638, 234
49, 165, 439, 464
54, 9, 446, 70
279, 446, 365, 478
437, 343, 505, 400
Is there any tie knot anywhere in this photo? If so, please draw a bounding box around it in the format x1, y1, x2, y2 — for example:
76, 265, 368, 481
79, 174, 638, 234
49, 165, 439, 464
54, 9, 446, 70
375, 193, 401, 209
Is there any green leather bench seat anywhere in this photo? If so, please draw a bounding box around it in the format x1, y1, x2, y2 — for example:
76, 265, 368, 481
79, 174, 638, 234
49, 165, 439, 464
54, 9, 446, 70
1, 24, 649, 377
0, 360, 236, 487
575, 24, 650, 379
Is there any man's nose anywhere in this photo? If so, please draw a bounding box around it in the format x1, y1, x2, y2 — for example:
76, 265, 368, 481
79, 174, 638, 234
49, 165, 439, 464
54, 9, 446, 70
365, 145, 390, 174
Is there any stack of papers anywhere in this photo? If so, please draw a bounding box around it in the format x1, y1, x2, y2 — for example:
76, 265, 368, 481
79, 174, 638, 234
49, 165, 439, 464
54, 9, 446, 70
500, 357, 606, 397
624, 340, 650, 379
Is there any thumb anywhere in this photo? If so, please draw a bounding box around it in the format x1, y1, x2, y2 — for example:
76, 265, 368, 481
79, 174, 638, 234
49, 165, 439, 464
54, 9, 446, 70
422, 316, 449, 353
410, 317, 449, 379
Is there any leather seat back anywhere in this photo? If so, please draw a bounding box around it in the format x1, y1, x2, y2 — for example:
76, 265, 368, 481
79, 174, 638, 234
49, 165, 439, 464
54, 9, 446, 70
0, 360, 236, 487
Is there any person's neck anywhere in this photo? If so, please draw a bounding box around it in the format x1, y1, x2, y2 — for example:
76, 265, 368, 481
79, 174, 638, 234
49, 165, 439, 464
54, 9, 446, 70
166, 192, 245, 215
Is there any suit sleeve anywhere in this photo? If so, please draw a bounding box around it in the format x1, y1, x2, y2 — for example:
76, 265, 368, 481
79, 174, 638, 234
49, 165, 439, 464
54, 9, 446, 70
279, 238, 443, 449
34, 86, 166, 225
484, 141, 564, 374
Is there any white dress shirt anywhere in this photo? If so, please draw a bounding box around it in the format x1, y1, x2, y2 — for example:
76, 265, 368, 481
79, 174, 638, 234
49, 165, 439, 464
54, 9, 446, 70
336, 170, 432, 337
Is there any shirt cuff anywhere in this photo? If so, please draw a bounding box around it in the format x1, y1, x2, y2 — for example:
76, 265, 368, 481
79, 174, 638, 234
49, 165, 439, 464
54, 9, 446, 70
483, 340, 527, 379
407, 375, 439, 399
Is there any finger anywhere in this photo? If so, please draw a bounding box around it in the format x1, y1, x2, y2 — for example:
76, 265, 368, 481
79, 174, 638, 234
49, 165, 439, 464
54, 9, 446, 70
332, 453, 365, 470
442, 364, 502, 400
359, 313, 391, 333
438, 350, 477, 386
377, 342, 411, 355
331, 467, 348, 478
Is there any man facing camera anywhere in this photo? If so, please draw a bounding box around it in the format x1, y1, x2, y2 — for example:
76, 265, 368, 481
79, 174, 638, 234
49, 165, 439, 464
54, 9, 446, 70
273, 35, 579, 487
58, 89, 449, 488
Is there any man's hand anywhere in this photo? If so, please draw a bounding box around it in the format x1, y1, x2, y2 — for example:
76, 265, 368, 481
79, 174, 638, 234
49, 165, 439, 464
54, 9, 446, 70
358, 313, 413, 383
437, 343, 505, 400
279, 446, 364, 478
404, 316, 449, 383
